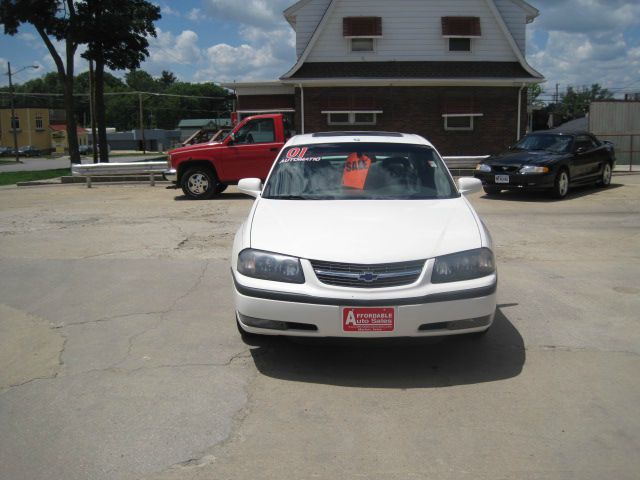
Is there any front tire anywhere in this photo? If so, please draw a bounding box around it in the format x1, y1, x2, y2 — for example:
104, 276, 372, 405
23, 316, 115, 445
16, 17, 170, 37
483, 186, 501, 196
598, 162, 612, 187
551, 169, 570, 199
181, 166, 219, 200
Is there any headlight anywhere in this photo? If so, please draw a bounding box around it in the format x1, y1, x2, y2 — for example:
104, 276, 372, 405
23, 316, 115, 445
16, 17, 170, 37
475, 163, 491, 173
431, 248, 495, 283
519, 165, 550, 174
237, 249, 305, 284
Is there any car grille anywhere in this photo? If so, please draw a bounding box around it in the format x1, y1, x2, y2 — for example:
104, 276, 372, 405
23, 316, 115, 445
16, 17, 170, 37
491, 165, 520, 173
310, 259, 425, 288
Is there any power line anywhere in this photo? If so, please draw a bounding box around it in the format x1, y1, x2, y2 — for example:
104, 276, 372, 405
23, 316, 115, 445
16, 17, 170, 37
0, 90, 229, 100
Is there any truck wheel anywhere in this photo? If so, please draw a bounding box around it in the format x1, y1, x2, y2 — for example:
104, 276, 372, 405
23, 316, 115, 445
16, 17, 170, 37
181, 166, 219, 200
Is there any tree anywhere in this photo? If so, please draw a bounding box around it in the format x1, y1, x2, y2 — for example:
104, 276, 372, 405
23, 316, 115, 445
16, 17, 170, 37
558, 83, 613, 119
77, 0, 160, 162
527, 84, 545, 109
0, 0, 82, 163
159, 70, 177, 87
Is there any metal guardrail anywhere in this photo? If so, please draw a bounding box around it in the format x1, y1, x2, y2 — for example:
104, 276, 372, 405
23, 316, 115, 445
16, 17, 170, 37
443, 155, 488, 175
69, 155, 486, 189
71, 161, 168, 188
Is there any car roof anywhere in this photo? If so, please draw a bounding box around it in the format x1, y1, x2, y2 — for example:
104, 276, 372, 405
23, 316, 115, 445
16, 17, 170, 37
285, 131, 434, 148
527, 130, 593, 137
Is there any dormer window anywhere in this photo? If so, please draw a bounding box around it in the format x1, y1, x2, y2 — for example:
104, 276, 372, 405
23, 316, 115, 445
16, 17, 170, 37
442, 17, 481, 53
344, 17, 382, 53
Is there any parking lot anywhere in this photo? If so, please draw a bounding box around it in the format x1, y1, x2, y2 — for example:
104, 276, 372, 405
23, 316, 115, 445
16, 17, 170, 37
1, 176, 639, 480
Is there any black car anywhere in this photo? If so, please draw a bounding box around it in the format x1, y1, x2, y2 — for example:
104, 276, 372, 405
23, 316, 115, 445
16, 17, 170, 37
18, 145, 42, 157
474, 131, 616, 199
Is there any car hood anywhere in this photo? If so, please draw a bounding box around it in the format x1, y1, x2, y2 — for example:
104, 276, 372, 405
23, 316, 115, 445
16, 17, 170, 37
169, 142, 225, 156
487, 150, 567, 165
249, 198, 481, 264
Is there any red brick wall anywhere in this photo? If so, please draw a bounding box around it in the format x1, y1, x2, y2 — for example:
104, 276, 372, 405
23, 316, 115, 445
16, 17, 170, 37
237, 94, 295, 111
295, 86, 528, 156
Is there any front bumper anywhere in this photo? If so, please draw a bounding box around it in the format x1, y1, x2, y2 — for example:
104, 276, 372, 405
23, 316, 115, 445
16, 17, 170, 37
163, 169, 177, 183
474, 171, 555, 191
233, 272, 497, 338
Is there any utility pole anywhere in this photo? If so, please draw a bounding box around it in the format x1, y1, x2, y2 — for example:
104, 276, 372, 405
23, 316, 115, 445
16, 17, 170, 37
138, 93, 146, 154
4, 63, 39, 162
7, 62, 20, 163
89, 60, 98, 163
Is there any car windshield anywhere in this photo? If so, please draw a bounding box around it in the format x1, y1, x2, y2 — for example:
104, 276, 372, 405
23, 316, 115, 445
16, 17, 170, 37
514, 134, 572, 153
262, 142, 458, 200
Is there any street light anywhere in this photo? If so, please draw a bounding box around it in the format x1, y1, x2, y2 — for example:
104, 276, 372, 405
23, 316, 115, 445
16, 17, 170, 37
4, 63, 39, 162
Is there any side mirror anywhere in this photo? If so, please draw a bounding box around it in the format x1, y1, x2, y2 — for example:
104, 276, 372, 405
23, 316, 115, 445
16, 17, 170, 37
575, 146, 586, 154
227, 132, 236, 145
457, 177, 482, 196
238, 178, 262, 198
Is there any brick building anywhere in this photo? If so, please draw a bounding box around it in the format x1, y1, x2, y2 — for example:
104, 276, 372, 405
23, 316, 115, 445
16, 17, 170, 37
224, 0, 544, 155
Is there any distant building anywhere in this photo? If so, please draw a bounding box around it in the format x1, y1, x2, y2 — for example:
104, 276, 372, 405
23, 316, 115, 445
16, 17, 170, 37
177, 118, 232, 142
94, 129, 181, 151
0, 107, 52, 151
50, 124, 89, 153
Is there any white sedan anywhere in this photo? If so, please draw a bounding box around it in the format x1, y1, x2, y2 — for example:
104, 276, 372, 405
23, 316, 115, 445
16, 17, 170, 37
231, 132, 496, 338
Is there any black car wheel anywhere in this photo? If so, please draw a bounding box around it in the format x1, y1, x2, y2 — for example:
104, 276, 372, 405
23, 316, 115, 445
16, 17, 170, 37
181, 166, 220, 200
598, 162, 612, 187
552, 169, 570, 199
483, 186, 502, 196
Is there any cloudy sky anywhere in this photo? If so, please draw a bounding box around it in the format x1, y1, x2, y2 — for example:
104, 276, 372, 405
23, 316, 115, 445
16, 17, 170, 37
1, 0, 639, 100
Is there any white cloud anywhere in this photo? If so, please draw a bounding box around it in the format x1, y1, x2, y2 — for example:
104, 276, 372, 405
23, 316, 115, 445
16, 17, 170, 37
527, 31, 640, 93
160, 4, 180, 17
200, 0, 291, 29
526, 0, 640, 95
194, 40, 292, 82
145, 28, 203, 76
0, 57, 47, 86
186, 8, 201, 22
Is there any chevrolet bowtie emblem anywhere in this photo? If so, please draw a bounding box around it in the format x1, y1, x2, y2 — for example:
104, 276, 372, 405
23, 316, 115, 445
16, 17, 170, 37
359, 272, 379, 282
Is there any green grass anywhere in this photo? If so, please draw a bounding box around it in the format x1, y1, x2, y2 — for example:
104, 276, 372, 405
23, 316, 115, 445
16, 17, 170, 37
0, 168, 70, 186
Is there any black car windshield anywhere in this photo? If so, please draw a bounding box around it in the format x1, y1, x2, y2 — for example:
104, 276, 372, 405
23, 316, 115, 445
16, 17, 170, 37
514, 134, 573, 153
262, 143, 458, 200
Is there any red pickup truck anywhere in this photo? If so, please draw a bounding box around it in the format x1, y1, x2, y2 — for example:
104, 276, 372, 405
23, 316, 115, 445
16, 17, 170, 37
164, 114, 292, 199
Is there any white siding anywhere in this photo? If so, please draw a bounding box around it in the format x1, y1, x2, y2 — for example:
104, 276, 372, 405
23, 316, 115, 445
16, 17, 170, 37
294, 0, 333, 57
303, 0, 519, 63
494, 0, 527, 53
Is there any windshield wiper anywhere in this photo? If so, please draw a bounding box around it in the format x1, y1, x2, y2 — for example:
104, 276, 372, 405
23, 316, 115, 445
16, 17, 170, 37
267, 195, 310, 200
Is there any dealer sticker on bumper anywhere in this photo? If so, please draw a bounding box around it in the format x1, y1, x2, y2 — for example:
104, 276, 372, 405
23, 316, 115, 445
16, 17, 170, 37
342, 307, 395, 332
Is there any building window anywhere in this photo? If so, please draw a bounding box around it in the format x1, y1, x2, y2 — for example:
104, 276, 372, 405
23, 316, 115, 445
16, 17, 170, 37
449, 38, 471, 52
443, 114, 483, 131
441, 17, 481, 37
11, 116, 20, 130
343, 17, 382, 37
442, 16, 480, 53
323, 111, 381, 126
35, 116, 44, 130
351, 38, 374, 52
344, 17, 381, 53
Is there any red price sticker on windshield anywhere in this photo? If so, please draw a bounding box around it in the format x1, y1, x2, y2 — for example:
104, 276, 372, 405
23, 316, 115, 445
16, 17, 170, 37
342, 152, 371, 190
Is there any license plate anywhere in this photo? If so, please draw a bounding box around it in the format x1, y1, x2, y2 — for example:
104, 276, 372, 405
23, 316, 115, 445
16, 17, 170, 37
495, 174, 510, 184
342, 307, 395, 332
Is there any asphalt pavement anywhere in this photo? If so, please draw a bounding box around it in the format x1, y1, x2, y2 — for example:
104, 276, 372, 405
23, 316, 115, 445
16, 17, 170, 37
0, 176, 638, 480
